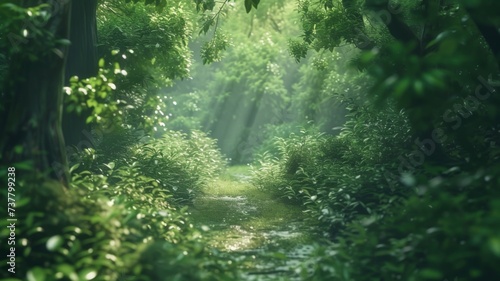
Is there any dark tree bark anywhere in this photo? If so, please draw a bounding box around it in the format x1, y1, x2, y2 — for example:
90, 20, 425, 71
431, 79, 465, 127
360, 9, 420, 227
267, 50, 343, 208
62, 0, 98, 147
0, 0, 72, 185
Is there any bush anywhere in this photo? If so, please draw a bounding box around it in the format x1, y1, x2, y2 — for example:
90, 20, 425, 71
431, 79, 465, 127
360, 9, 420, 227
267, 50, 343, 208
133, 130, 226, 203
1, 126, 232, 280
252, 103, 412, 236
253, 93, 500, 280
73, 161, 239, 281
252, 122, 305, 161
297, 167, 500, 281
251, 129, 326, 201
0, 160, 239, 281
0, 171, 138, 281
75, 128, 226, 204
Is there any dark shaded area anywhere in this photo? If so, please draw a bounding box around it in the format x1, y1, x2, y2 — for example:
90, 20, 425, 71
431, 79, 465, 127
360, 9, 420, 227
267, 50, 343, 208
62, 0, 98, 146
1, 0, 71, 184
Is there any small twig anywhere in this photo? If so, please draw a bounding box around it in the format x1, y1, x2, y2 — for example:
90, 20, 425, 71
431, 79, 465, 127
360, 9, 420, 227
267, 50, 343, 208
211, 0, 229, 37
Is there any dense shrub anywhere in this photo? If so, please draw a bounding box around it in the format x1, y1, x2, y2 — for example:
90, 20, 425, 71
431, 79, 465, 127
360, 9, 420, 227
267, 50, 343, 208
0, 160, 238, 281
133, 130, 226, 203
253, 81, 500, 281
252, 103, 412, 236
296, 167, 500, 281
73, 161, 239, 281
251, 129, 326, 201
75, 128, 225, 204
1, 126, 232, 280
252, 123, 315, 162
0, 171, 138, 281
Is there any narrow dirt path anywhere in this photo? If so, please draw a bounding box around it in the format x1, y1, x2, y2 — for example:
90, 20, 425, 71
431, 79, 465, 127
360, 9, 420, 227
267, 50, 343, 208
189, 166, 319, 280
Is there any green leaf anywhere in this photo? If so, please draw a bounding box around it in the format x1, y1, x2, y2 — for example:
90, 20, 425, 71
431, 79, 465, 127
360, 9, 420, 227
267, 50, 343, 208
270, 252, 287, 260
79, 269, 97, 280
413, 80, 424, 95
252, 0, 260, 8
104, 162, 115, 170
244, 0, 252, 13
14, 145, 23, 154
1, 3, 27, 13
98, 58, 105, 68
69, 163, 80, 173
394, 78, 410, 97
426, 31, 451, 50
70, 76, 79, 83
56, 264, 75, 276
420, 269, 443, 279
56, 39, 71, 46
439, 39, 457, 55
27, 267, 46, 281
46, 235, 64, 251
490, 238, 500, 256
422, 72, 445, 89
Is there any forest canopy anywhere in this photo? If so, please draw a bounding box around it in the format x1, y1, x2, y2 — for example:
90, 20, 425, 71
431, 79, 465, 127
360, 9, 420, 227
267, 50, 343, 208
1, 0, 500, 280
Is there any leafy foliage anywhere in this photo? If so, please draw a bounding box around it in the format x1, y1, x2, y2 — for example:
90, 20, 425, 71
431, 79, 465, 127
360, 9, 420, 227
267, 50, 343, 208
201, 32, 230, 64
293, 168, 500, 281
0, 139, 234, 281
75, 127, 225, 204
131, 130, 226, 203
3, 0, 500, 280
252, 101, 412, 233
0, 172, 140, 281
96, 0, 193, 131
166, 2, 347, 164
252, 1, 500, 280
0, 3, 70, 60
64, 56, 127, 124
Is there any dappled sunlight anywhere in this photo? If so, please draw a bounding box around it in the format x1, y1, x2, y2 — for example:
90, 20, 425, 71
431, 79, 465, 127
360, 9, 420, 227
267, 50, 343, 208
2, 0, 500, 280
190, 166, 318, 276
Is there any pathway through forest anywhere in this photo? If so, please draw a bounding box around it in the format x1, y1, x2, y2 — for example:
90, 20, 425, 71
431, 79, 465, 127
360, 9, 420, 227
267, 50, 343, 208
190, 166, 319, 280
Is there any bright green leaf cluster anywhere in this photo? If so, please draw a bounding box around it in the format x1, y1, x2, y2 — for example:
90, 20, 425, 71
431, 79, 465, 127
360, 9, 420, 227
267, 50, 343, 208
64, 55, 126, 124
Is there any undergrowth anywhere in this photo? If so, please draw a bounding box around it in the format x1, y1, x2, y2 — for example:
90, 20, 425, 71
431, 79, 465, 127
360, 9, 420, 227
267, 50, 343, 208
252, 100, 500, 280
0, 129, 235, 281
252, 104, 412, 236
74, 128, 225, 204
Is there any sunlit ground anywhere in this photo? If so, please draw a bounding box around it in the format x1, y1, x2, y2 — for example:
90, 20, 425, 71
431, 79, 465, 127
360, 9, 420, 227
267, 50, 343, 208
189, 166, 318, 278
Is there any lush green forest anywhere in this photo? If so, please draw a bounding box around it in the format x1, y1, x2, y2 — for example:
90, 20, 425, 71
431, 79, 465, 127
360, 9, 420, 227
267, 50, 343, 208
1, 0, 500, 280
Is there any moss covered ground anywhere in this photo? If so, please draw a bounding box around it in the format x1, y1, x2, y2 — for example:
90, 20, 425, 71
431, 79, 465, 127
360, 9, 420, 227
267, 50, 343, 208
189, 166, 319, 279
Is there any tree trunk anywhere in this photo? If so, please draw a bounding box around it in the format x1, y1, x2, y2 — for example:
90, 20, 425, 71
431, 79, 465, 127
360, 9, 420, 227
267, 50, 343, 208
63, 0, 98, 147
0, 0, 72, 185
